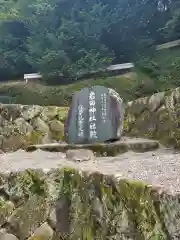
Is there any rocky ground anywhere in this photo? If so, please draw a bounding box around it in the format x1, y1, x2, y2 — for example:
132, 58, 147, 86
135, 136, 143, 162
0, 141, 180, 195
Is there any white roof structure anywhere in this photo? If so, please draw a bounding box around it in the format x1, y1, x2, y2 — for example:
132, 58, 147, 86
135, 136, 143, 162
24, 73, 42, 80
107, 63, 134, 71
156, 39, 180, 50
24, 63, 134, 81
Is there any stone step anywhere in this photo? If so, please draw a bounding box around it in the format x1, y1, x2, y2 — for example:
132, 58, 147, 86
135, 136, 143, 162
26, 137, 160, 157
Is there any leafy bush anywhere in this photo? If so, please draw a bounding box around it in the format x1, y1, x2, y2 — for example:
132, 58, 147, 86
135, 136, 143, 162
135, 47, 180, 93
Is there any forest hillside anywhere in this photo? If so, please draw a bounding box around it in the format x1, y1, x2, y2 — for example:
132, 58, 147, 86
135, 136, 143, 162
0, 0, 180, 105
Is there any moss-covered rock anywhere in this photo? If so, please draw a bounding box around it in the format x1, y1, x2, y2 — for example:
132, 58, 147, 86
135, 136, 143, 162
46, 169, 166, 239
124, 87, 180, 148
21, 105, 43, 121
13, 118, 34, 135
118, 180, 166, 239
155, 106, 174, 145
30, 118, 49, 134
49, 120, 64, 141
2, 134, 25, 152
8, 195, 50, 240
27, 222, 53, 240
22, 131, 49, 148
0, 104, 23, 121
40, 106, 60, 122
1, 170, 49, 239
0, 198, 15, 227
172, 103, 180, 148
0, 104, 67, 152
1, 168, 179, 239
2, 170, 47, 206
56, 107, 68, 123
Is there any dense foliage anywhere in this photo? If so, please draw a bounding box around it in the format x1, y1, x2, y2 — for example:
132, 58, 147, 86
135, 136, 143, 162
0, 0, 179, 82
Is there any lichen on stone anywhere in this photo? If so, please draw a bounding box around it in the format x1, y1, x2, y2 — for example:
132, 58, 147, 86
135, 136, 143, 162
118, 180, 166, 239
46, 169, 167, 239
56, 107, 68, 123
124, 87, 180, 149
8, 195, 50, 240
3, 170, 47, 206
0, 197, 15, 227
22, 131, 45, 147
0, 104, 66, 151
0, 167, 177, 239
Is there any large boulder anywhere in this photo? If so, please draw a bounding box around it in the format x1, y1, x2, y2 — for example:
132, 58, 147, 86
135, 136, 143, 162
64, 86, 124, 144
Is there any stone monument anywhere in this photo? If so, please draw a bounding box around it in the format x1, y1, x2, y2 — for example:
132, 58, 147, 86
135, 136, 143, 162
64, 86, 124, 144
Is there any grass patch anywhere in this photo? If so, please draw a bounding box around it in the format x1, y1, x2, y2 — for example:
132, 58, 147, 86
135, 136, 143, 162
0, 71, 157, 106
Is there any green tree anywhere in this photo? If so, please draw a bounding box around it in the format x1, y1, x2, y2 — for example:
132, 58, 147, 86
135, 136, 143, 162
17, 0, 116, 80
0, 0, 30, 80
163, 0, 180, 40
0, 0, 177, 81
103, 0, 171, 62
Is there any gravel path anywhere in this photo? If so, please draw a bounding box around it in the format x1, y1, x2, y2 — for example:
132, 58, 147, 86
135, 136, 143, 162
0, 147, 180, 194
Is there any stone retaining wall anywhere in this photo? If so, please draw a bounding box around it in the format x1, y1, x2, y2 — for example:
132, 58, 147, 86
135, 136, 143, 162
0, 168, 179, 239
0, 104, 68, 152
124, 87, 180, 148
1, 86, 180, 152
